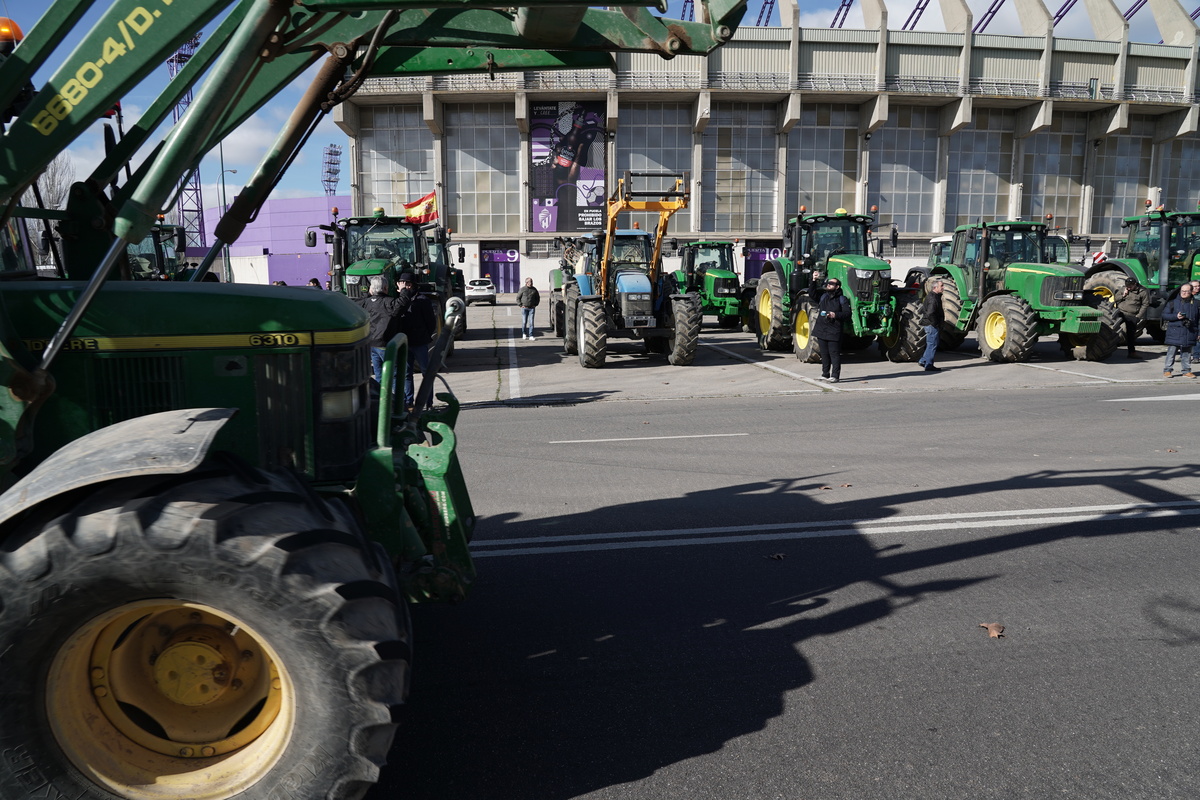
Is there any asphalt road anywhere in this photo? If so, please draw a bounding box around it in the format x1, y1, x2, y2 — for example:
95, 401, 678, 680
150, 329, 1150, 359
368, 300, 1200, 800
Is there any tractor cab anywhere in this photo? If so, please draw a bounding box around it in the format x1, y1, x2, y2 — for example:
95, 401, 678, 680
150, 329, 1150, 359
788, 210, 871, 271
338, 211, 427, 298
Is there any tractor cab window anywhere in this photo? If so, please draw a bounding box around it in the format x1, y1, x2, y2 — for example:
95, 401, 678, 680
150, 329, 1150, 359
347, 222, 417, 264
1128, 222, 1163, 270
807, 220, 866, 264
0, 217, 35, 275
694, 245, 731, 274
1042, 236, 1070, 264
989, 229, 1044, 264
610, 238, 651, 270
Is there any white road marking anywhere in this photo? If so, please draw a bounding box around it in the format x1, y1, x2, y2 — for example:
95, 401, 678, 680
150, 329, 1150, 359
1105, 393, 1200, 402
471, 501, 1200, 558
700, 341, 886, 391
1016, 362, 1154, 383
548, 432, 750, 444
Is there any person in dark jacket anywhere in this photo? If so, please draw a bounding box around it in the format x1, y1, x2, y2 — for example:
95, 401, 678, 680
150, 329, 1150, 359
918, 280, 945, 372
1162, 282, 1199, 377
516, 278, 541, 340
396, 271, 437, 409
1114, 278, 1149, 358
809, 274, 852, 383
355, 275, 409, 386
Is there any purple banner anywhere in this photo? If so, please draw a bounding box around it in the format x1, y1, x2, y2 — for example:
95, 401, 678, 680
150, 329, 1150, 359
530, 101, 607, 232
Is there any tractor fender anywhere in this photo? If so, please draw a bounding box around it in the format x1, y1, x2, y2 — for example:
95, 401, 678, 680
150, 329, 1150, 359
575, 273, 595, 296
1083, 260, 1138, 282
0, 408, 236, 529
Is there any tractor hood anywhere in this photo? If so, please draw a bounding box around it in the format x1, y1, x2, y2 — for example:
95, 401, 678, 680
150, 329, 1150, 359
3, 282, 368, 352
828, 254, 891, 273
346, 258, 395, 275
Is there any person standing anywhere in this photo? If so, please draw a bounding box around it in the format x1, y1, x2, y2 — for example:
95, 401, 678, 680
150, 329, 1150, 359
1113, 278, 1149, 358
918, 279, 945, 372
809, 274, 851, 383
516, 277, 541, 340
396, 272, 437, 409
355, 275, 407, 386
1162, 282, 1199, 378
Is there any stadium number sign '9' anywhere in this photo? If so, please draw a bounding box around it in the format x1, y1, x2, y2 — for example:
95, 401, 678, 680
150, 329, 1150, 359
31, 1, 175, 136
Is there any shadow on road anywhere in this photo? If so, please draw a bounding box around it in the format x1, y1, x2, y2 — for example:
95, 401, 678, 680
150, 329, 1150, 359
374, 462, 1200, 799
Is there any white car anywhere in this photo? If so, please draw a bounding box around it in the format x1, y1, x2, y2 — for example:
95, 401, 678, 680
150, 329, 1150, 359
465, 278, 496, 305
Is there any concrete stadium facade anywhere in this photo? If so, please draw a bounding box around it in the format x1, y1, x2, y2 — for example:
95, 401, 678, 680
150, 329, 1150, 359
334, 0, 1200, 288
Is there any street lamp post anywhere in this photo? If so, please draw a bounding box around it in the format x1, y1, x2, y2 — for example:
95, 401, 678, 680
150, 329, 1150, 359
219, 142, 236, 282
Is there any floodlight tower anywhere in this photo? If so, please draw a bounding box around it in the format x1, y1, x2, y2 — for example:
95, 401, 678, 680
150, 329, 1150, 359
166, 34, 205, 248
322, 144, 342, 197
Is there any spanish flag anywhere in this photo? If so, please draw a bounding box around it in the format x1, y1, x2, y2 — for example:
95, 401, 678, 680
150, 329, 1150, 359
403, 191, 439, 223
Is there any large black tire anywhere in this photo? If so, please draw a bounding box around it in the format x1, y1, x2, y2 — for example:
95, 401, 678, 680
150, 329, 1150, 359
1084, 269, 1128, 307
754, 271, 791, 351
717, 314, 740, 329
1065, 302, 1121, 361
740, 280, 759, 332
880, 297, 925, 362
930, 275, 968, 350
0, 462, 409, 800
1146, 322, 1166, 343
667, 295, 701, 366
977, 294, 1039, 362
563, 284, 580, 355
792, 297, 822, 363
578, 299, 607, 368
551, 296, 565, 337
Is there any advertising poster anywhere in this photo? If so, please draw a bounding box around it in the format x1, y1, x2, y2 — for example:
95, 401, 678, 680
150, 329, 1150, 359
530, 101, 607, 233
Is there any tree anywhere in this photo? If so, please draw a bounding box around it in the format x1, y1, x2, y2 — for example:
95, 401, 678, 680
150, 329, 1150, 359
22, 151, 75, 211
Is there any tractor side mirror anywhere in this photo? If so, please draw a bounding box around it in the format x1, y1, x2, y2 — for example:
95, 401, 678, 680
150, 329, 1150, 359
457, 246, 466, 263
175, 228, 187, 253
890, 227, 899, 249
305, 230, 316, 248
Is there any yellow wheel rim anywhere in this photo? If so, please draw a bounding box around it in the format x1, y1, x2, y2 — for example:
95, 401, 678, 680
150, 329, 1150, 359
756, 284, 774, 337
48, 600, 294, 800
983, 310, 1007, 349
794, 307, 812, 350
1093, 286, 1115, 302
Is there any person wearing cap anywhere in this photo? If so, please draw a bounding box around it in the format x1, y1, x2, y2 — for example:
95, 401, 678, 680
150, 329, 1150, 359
808, 272, 852, 383
396, 271, 437, 410
1113, 277, 1149, 358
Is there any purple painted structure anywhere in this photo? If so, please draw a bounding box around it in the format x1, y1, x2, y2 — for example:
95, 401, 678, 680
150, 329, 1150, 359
204, 195, 349, 285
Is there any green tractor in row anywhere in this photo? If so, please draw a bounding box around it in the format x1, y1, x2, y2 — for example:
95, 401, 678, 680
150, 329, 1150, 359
911, 220, 1119, 361
673, 239, 745, 329
1081, 205, 1200, 343
754, 208, 911, 361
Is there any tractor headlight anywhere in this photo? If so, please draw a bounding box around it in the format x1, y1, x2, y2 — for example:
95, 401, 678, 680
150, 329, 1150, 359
321, 388, 360, 420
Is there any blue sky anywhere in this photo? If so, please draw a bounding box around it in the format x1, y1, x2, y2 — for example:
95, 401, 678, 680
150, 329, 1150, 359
9, 0, 1183, 214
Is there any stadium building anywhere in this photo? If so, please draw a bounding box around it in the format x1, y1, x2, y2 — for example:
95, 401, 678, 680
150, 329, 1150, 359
334, 0, 1200, 288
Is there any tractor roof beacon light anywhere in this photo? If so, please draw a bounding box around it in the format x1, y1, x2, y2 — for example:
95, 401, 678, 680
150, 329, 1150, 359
0, 17, 23, 54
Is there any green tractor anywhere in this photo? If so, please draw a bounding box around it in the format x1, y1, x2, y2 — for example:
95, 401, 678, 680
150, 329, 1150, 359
673, 239, 744, 328
1081, 206, 1200, 343
754, 208, 913, 362
916, 220, 1120, 362
307, 208, 429, 299
0, 1, 744, 798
